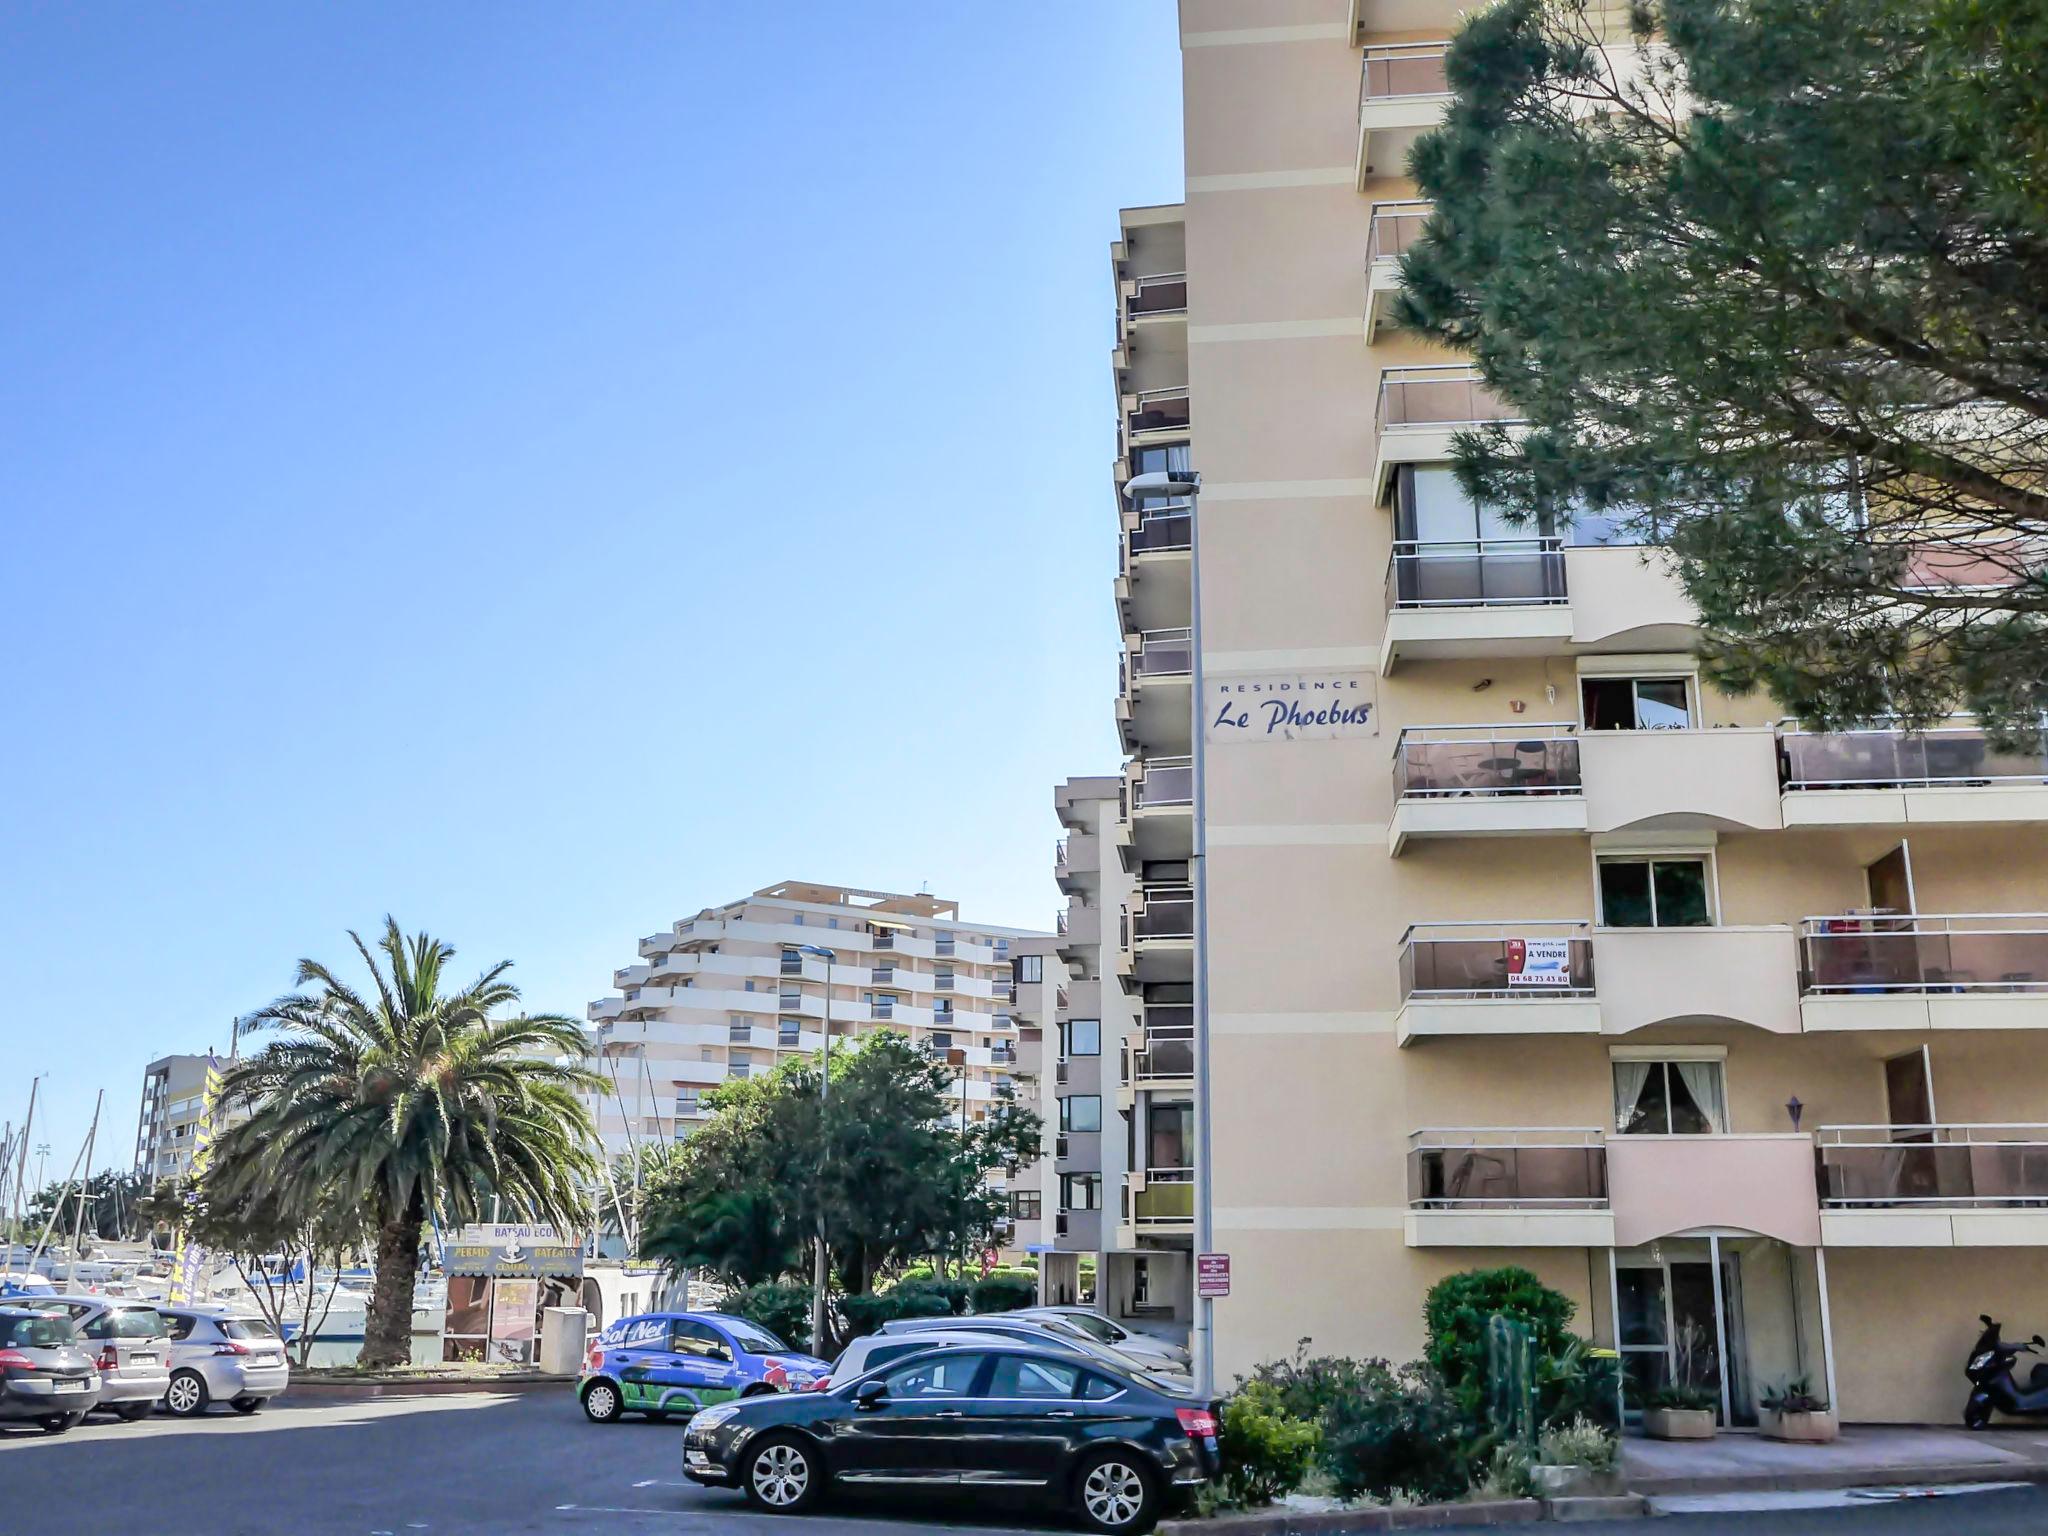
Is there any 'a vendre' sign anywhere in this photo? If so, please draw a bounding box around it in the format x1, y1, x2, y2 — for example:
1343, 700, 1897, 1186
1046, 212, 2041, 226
1207, 670, 1378, 742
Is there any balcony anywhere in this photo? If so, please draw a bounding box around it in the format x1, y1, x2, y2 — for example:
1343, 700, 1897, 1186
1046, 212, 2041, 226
1129, 1167, 1195, 1234
1057, 903, 1100, 954
1817, 1125, 2048, 1246
1364, 200, 1429, 343
1118, 507, 1192, 633
1578, 726, 1783, 834
1355, 42, 1452, 187
1597, 925, 1802, 1036
1780, 720, 2048, 828
1394, 922, 1601, 1045
1122, 1032, 1195, 1096
1055, 830, 1098, 893
1797, 913, 2048, 1032
1607, 1134, 1821, 1248
1381, 537, 1570, 672
1373, 365, 1524, 503
1130, 755, 1194, 863
1125, 386, 1191, 445
1123, 628, 1194, 756
1121, 271, 1187, 327
1131, 885, 1195, 984
1388, 723, 1585, 853
1405, 1129, 1614, 1247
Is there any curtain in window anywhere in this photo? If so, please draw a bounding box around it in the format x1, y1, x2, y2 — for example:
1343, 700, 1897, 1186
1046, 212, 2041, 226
1613, 1061, 1654, 1133
1674, 1061, 1726, 1133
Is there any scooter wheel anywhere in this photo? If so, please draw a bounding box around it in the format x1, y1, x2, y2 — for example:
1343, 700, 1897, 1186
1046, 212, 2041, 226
1965, 1404, 1992, 1431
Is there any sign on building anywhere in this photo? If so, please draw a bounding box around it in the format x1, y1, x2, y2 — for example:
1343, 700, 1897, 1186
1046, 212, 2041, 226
1206, 670, 1377, 742
1506, 937, 1573, 988
444, 1224, 585, 1279
1196, 1252, 1231, 1298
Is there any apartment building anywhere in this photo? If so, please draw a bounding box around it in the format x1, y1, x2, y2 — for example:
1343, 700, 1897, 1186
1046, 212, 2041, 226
585, 881, 1045, 1163
1006, 931, 1060, 1259
134, 1054, 218, 1185
1110, 0, 2048, 1423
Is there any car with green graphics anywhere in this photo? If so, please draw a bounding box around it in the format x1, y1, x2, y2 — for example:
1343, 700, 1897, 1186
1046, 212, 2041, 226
579, 1311, 828, 1424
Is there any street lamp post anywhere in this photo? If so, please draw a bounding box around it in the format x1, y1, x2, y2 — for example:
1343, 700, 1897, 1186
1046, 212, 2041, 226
1119, 467, 1215, 1397
799, 944, 837, 1352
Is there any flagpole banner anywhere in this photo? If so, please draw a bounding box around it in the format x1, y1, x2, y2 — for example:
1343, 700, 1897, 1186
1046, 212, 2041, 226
167, 1056, 224, 1305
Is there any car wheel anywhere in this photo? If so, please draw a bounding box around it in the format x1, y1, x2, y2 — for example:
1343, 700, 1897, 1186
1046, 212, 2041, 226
113, 1402, 155, 1422
164, 1371, 211, 1418
645, 1409, 670, 1423
742, 1433, 821, 1514
582, 1379, 624, 1424
41, 1415, 75, 1435
231, 1397, 263, 1415
1075, 1451, 1157, 1534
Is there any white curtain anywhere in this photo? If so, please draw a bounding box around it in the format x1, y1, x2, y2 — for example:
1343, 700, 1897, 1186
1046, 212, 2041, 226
1674, 1061, 1727, 1133
1613, 1061, 1653, 1133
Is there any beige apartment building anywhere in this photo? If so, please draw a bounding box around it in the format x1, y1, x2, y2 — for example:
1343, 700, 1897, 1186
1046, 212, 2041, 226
134, 1053, 226, 1185
1109, 0, 2048, 1424
586, 882, 1044, 1177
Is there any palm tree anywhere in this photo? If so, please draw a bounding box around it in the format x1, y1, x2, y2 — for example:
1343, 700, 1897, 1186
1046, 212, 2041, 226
214, 919, 600, 1368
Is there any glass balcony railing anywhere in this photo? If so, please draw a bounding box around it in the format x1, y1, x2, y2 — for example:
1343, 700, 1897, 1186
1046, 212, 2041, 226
1376, 365, 1523, 433
1408, 1129, 1609, 1208
1128, 1035, 1194, 1081
1386, 538, 1567, 609
1368, 200, 1431, 265
1780, 721, 2048, 789
1399, 921, 1596, 1000
1816, 1125, 2048, 1206
1132, 628, 1194, 677
1133, 1168, 1195, 1225
1134, 887, 1196, 941
1797, 913, 2048, 994
1125, 272, 1188, 318
1128, 509, 1192, 556
1357, 42, 1451, 111
1393, 724, 1582, 798
1126, 387, 1191, 437
1134, 757, 1193, 808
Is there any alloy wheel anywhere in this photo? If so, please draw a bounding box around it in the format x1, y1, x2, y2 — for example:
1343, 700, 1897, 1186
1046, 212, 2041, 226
165, 1374, 206, 1416
584, 1382, 619, 1421
751, 1442, 811, 1507
1082, 1459, 1146, 1530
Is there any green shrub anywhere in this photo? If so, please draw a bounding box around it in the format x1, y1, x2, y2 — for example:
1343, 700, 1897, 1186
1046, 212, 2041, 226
971, 1274, 1037, 1314
1537, 1414, 1618, 1473
1472, 1441, 1535, 1500
888, 1264, 936, 1288
1423, 1268, 1576, 1423
1319, 1359, 1471, 1505
1240, 1339, 1396, 1426
893, 1277, 970, 1316
728, 1281, 814, 1353
1214, 1381, 1322, 1509
836, 1293, 898, 1342
1540, 1339, 1621, 1432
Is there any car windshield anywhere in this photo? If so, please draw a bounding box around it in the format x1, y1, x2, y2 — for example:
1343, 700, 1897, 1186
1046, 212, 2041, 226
716, 1318, 786, 1354
222, 1318, 279, 1341
1051, 1312, 1119, 1344
0, 1313, 75, 1348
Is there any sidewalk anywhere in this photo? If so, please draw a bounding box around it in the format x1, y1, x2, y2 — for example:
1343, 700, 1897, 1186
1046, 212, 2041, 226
1625, 1425, 2048, 1495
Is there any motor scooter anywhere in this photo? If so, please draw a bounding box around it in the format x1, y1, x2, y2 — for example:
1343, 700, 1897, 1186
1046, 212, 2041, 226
1964, 1315, 2048, 1428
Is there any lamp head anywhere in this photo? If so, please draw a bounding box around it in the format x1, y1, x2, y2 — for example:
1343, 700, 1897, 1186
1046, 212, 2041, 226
1119, 469, 1200, 503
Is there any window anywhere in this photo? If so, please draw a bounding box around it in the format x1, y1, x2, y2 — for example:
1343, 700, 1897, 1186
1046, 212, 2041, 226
1598, 856, 1712, 927
1582, 675, 1692, 731
675, 1090, 700, 1117
778, 1018, 801, 1047
1614, 1058, 1727, 1135
1078, 1372, 1125, 1401
1148, 1102, 1192, 1168
1061, 1172, 1102, 1211
163, 1313, 199, 1342
881, 1352, 986, 1398
1061, 1095, 1102, 1133
987, 1355, 1081, 1399
779, 991, 801, 1012
670, 1320, 733, 1361
1063, 1019, 1101, 1057
780, 948, 802, 974
727, 1059, 753, 1080
1011, 1190, 1042, 1222
929, 1033, 953, 1051
728, 1016, 751, 1042
1017, 955, 1044, 984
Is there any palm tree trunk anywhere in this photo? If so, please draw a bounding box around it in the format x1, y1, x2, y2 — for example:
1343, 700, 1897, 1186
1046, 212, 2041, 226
362, 1192, 424, 1370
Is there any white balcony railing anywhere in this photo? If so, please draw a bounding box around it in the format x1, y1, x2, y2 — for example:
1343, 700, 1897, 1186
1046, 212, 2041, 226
1780, 719, 2048, 790
1797, 913, 2048, 994
1393, 723, 1582, 799
1357, 41, 1451, 115
1816, 1124, 2048, 1206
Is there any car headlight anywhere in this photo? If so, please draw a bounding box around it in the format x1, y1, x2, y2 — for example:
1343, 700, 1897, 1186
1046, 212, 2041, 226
692, 1404, 742, 1431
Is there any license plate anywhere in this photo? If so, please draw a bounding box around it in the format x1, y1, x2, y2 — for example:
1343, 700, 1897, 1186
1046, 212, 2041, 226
53, 1380, 85, 1393
685, 1449, 710, 1467
129, 1354, 156, 1366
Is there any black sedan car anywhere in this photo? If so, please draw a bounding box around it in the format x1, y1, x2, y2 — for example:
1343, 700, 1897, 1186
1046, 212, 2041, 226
681, 1342, 1219, 1533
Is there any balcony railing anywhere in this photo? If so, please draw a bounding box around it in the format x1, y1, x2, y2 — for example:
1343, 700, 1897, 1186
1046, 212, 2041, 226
1386, 537, 1567, 609
1393, 723, 1582, 799
1399, 921, 1597, 1000
1368, 200, 1431, 265
873, 932, 896, 951
1126, 1035, 1194, 1082
1127, 387, 1191, 437
1780, 720, 2048, 790
1134, 1167, 1195, 1225
1817, 1125, 2048, 1206
1126, 271, 1188, 318
1134, 886, 1196, 941
1408, 1129, 1609, 1208
1357, 42, 1451, 113
871, 999, 896, 1020
1377, 365, 1522, 434
1054, 839, 1068, 868
1128, 509, 1192, 556
1132, 627, 1194, 678
1134, 756, 1194, 808
1143, 1003, 1194, 1034
1797, 913, 2048, 994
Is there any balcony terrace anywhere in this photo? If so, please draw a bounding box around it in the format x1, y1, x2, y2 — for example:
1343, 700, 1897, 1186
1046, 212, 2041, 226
1364, 200, 1429, 343
1798, 913, 2048, 1032
1405, 1128, 1613, 1246
1817, 1124, 2048, 1246
1780, 720, 2048, 828
1355, 42, 1452, 187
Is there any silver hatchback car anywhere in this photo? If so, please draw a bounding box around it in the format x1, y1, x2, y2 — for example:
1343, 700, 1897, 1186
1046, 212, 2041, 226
32, 1297, 171, 1421
158, 1307, 290, 1416
0, 1305, 100, 1433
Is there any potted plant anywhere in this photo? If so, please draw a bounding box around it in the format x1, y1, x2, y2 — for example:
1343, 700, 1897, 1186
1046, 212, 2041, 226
1761, 1377, 1838, 1443
1642, 1323, 1718, 1440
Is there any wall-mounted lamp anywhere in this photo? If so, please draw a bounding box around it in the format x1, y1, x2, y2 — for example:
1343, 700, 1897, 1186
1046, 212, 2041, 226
1785, 1096, 1804, 1131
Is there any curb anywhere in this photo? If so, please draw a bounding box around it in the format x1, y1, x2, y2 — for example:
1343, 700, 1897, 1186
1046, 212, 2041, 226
1627, 1458, 2048, 1498
280, 1375, 569, 1402
1544, 1495, 1647, 1522
1158, 1499, 1541, 1535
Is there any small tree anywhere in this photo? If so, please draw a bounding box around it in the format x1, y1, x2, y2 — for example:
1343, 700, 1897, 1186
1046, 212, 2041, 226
186, 1180, 367, 1367
1423, 1267, 1576, 1425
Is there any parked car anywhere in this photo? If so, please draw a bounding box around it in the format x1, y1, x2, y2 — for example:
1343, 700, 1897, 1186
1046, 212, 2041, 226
0, 1305, 100, 1433
877, 1314, 1191, 1384
579, 1311, 828, 1424
157, 1306, 291, 1417
1014, 1307, 1191, 1369
29, 1297, 170, 1421
682, 1341, 1219, 1533
819, 1329, 1027, 1392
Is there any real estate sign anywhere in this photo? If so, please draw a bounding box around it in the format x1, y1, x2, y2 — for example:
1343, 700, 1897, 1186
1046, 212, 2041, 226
1506, 937, 1572, 988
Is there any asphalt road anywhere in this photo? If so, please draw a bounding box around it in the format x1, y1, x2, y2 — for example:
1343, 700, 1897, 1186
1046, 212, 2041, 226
7, 1389, 2048, 1536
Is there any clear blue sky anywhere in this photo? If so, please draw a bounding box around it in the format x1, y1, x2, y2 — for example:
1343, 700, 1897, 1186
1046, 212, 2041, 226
0, 3, 1183, 1173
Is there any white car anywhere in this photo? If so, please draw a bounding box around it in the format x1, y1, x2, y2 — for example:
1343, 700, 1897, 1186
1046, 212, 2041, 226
1015, 1307, 1191, 1370
817, 1329, 1023, 1392
157, 1306, 291, 1416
